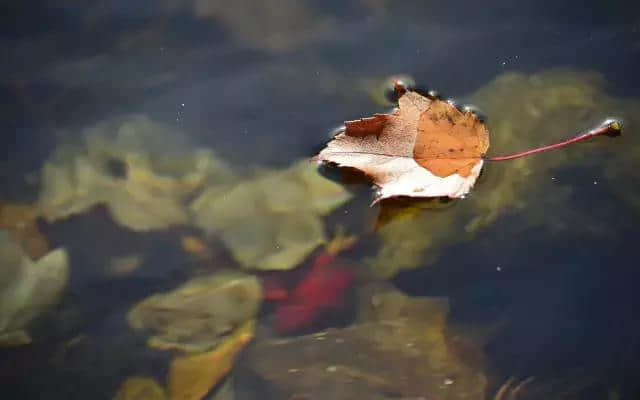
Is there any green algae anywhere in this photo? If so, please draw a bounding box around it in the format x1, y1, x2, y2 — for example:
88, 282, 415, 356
367, 69, 640, 278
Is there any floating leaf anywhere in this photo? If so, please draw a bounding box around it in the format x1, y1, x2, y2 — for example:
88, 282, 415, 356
315, 83, 621, 203
316, 90, 488, 202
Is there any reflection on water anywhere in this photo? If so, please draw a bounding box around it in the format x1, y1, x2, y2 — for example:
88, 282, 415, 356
2, 1, 640, 399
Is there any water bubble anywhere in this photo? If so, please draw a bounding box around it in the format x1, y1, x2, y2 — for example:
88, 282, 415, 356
327, 125, 346, 139
427, 89, 441, 100
461, 104, 487, 122
601, 118, 623, 137
383, 74, 416, 103
446, 98, 461, 111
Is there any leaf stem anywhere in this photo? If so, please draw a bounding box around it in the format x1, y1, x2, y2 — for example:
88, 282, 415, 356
485, 119, 622, 162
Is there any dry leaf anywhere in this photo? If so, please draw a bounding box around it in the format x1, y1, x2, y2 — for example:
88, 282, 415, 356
0, 203, 50, 259
315, 82, 620, 205
167, 319, 254, 400
315, 90, 489, 202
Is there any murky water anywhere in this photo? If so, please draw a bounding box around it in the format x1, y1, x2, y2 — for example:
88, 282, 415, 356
2, 2, 640, 399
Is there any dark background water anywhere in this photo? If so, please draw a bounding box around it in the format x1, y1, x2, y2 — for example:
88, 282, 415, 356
3, 1, 640, 172
1, 1, 640, 399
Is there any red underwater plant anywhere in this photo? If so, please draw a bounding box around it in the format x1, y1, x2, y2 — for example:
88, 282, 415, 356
263, 234, 357, 333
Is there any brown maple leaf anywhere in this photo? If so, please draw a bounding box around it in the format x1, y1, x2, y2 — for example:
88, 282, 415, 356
314, 85, 621, 204
315, 90, 489, 203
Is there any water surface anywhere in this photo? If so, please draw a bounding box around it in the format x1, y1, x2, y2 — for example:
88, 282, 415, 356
2, 2, 640, 399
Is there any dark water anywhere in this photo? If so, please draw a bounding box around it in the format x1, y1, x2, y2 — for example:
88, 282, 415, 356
2, 1, 640, 399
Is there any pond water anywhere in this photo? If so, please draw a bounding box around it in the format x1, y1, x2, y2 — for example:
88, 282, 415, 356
2, 2, 640, 399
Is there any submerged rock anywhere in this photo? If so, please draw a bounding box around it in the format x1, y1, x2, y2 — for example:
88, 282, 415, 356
248, 284, 486, 399
0, 231, 69, 347
179, 0, 333, 53
368, 69, 638, 277
464, 69, 629, 232
127, 270, 262, 353
38, 114, 234, 231
113, 376, 166, 400
190, 161, 351, 270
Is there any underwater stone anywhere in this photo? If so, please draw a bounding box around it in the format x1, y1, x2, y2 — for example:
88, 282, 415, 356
127, 270, 262, 353
38, 114, 234, 231
186, 1, 334, 53
190, 161, 351, 270
0, 231, 69, 347
247, 284, 486, 399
